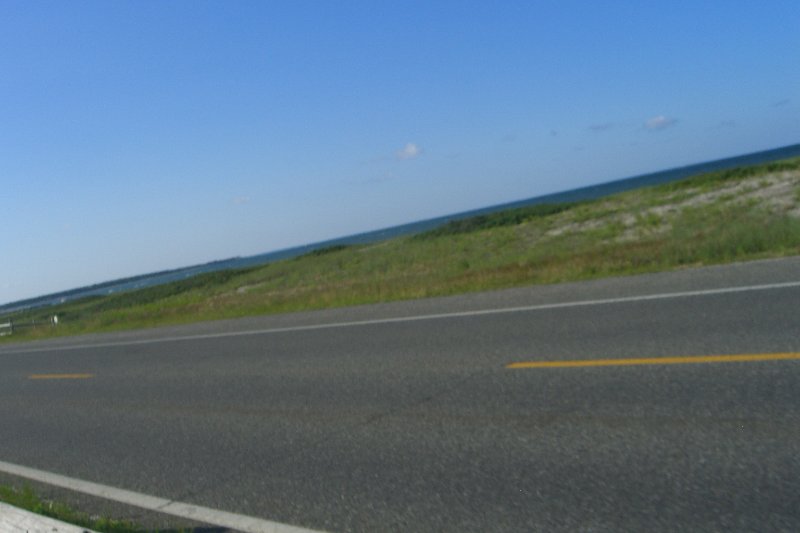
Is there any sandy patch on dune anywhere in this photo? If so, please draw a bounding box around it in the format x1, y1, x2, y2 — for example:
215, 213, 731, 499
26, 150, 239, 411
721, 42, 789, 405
543, 170, 800, 240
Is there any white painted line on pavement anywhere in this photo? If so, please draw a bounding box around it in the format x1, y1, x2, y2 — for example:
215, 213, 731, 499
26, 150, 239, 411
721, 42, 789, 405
3, 280, 800, 355
0, 460, 325, 533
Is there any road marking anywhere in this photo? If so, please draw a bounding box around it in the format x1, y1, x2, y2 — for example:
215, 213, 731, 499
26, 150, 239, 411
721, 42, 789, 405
2, 280, 800, 355
28, 373, 94, 380
0, 459, 325, 533
507, 352, 800, 369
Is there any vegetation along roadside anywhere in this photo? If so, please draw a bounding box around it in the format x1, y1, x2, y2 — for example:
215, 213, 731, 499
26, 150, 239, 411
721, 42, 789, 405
0, 484, 150, 533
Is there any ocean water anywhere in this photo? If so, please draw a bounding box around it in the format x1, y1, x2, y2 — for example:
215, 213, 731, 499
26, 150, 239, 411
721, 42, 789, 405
5, 142, 800, 313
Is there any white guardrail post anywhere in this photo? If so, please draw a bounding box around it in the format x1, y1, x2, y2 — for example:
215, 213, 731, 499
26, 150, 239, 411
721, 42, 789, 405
0, 321, 12, 336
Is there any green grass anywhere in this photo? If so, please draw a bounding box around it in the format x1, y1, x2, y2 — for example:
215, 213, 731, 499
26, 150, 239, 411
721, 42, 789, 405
296, 243, 352, 258
413, 201, 579, 239
2, 156, 799, 342
0, 485, 147, 532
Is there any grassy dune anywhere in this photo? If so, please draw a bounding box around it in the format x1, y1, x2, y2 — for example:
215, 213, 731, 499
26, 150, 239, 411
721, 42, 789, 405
4, 157, 800, 341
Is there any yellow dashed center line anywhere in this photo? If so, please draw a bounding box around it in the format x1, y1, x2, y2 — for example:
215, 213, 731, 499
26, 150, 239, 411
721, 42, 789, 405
507, 352, 800, 369
28, 373, 95, 380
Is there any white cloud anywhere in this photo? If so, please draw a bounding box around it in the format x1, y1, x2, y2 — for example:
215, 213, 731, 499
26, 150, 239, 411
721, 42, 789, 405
396, 142, 422, 160
232, 196, 250, 205
645, 115, 677, 131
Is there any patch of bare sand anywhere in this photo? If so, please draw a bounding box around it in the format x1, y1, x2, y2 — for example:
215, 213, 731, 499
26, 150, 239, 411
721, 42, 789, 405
544, 170, 800, 241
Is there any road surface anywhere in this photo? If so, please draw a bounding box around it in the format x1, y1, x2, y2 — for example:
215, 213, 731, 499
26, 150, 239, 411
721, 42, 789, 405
1, 257, 800, 532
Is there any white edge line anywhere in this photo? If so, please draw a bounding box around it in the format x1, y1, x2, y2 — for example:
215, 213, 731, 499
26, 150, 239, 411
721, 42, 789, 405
3, 280, 800, 355
0, 459, 325, 533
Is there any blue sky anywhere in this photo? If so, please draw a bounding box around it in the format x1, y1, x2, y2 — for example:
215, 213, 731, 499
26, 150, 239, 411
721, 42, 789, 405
2, 1, 798, 304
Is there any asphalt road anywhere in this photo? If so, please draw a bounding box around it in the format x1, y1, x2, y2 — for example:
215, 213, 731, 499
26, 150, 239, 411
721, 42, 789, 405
2, 257, 800, 532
